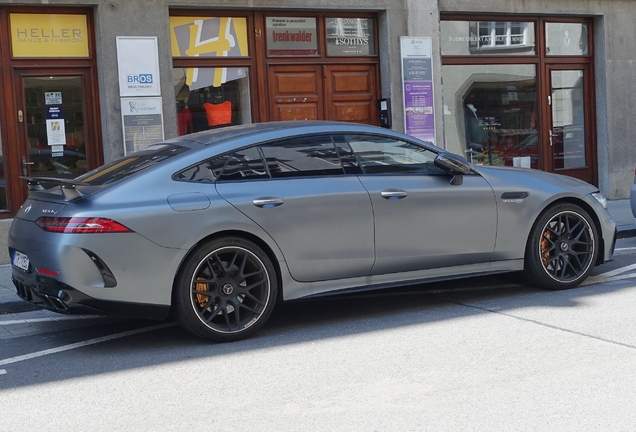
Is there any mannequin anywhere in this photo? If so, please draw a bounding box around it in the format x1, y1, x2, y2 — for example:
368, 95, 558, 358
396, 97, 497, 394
203, 86, 232, 127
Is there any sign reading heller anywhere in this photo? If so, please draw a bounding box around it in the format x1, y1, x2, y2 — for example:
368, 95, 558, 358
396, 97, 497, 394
116, 37, 161, 97
10, 13, 89, 58
400, 37, 436, 144
121, 97, 165, 154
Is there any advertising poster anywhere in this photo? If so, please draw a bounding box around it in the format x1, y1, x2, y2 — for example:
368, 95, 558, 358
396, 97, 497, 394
116, 37, 161, 97
170, 17, 249, 89
400, 37, 436, 144
45, 104, 66, 147
121, 97, 165, 154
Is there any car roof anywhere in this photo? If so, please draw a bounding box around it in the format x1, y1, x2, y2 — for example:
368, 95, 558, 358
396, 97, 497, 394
168, 121, 426, 148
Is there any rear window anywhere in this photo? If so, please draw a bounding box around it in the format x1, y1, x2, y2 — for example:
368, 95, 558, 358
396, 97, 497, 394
77, 144, 190, 185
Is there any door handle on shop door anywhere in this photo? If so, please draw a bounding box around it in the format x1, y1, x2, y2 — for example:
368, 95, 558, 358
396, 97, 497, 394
21, 156, 34, 176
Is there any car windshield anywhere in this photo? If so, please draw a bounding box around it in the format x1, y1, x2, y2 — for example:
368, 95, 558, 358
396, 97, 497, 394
76, 144, 190, 185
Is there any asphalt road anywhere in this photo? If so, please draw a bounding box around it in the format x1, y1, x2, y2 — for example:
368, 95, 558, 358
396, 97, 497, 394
2, 237, 636, 431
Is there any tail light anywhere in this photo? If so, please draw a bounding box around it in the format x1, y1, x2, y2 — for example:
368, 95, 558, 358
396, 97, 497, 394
36, 217, 133, 234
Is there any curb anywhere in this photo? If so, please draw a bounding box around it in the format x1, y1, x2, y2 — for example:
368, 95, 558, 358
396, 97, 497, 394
617, 224, 636, 239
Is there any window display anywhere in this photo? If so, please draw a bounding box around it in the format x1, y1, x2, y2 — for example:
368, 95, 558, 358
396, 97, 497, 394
173, 68, 251, 135
442, 64, 538, 168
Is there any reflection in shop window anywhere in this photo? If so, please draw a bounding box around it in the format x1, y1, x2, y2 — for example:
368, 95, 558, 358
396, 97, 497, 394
442, 64, 538, 168
325, 18, 375, 56
546, 23, 589, 56
441, 21, 535, 56
173, 67, 251, 135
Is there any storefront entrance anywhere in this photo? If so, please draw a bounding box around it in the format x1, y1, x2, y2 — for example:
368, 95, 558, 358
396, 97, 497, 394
0, 8, 102, 216
267, 64, 377, 123
440, 17, 597, 185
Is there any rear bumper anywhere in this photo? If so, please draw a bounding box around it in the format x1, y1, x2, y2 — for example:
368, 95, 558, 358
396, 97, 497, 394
12, 267, 170, 320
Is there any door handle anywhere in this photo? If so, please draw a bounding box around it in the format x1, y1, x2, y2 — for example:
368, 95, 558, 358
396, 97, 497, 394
253, 197, 284, 208
380, 189, 408, 200
21, 156, 34, 176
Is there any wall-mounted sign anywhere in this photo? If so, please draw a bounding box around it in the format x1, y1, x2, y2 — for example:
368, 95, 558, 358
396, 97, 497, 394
266, 17, 318, 56
326, 18, 375, 56
116, 37, 161, 97
400, 37, 436, 144
170, 17, 248, 58
121, 97, 165, 154
10, 13, 89, 58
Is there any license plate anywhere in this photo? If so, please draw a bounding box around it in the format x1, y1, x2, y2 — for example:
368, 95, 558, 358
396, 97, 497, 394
13, 251, 29, 271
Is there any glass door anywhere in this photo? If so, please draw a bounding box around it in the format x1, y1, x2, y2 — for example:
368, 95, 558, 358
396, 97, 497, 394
21, 75, 89, 178
547, 66, 595, 184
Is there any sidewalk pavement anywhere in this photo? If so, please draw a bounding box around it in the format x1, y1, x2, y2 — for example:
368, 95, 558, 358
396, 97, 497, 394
1, 200, 635, 314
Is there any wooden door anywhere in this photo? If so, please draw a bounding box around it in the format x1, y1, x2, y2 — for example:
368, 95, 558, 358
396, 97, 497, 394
324, 64, 378, 125
268, 65, 324, 121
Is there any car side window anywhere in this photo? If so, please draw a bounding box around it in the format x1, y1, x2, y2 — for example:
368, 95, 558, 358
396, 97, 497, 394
259, 136, 345, 178
345, 134, 445, 175
174, 156, 227, 182
218, 147, 268, 181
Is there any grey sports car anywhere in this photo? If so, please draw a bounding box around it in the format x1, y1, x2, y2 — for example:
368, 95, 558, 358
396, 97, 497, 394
9, 121, 616, 342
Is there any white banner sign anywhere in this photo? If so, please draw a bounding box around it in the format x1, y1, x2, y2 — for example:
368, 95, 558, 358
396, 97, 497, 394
116, 37, 161, 97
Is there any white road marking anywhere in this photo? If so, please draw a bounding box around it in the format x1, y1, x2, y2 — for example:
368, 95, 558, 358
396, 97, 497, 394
0, 369, 6, 375
596, 263, 636, 279
615, 247, 636, 251
585, 263, 636, 285
0, 322, 176, 368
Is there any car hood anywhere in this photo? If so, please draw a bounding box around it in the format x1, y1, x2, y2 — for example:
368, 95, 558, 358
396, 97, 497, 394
472, 165, 598, 196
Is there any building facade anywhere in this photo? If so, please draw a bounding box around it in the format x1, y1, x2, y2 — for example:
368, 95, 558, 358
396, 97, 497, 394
0, 0, 633, 262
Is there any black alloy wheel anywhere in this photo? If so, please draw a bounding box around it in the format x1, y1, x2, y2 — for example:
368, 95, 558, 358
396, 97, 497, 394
173, 237, 277, 342
524, 203, 598, 290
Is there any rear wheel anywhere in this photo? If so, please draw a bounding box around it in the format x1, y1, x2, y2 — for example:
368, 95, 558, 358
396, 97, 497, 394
524, 203, 598, 290
173, 237, 277, 342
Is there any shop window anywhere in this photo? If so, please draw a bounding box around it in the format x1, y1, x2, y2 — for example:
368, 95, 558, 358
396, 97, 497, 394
173, 68, 252, 135
441, 64, 538, 168
546, 23, 589, 56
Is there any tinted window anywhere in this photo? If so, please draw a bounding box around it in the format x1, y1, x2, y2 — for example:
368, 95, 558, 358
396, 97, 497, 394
260, 136, 344, 178
332, 135, 362, 174
218, 147, 268, 181
345, 135, 444, 175
78, 144, 190, 185
174, 156, 228, 182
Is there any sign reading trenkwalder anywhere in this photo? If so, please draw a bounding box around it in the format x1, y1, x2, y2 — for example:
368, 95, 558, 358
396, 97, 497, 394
266, 17, 317, 56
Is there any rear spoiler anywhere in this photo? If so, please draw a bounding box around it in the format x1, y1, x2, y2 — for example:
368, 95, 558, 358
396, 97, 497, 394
20, 176, 88, 201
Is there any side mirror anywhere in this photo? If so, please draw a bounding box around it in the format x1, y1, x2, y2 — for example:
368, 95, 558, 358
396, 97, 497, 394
434, 153, 472, 186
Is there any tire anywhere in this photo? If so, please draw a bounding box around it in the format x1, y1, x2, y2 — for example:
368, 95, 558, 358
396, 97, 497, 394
173, 237, 278, 342
524, 203, 598, 290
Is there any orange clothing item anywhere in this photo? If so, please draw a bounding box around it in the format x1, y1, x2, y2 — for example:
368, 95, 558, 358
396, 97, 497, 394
203, 101, 232, 126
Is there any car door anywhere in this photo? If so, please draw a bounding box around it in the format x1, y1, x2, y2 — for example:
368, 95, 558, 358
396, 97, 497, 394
345, 134, 498, 275
215, 135, 375, 282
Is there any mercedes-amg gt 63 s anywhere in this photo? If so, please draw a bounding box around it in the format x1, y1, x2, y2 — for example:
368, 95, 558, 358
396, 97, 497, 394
9, 121, 616, 342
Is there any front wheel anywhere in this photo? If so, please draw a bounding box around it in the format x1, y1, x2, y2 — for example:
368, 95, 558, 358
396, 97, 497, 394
524, 203, 598, 290
173, 237, 277, 342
